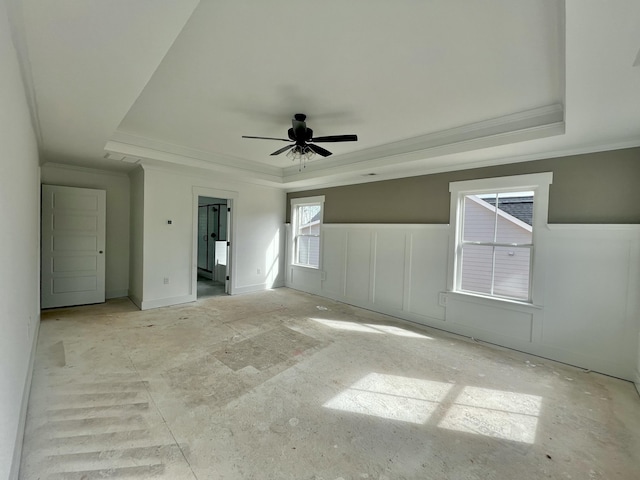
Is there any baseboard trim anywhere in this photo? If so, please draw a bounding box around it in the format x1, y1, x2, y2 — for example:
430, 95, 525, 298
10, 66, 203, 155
284, 281, 321, 297
232, 283, 268, 295
635, 369, 640, 397
141, 294, 195, 310
9, 316, 40, 480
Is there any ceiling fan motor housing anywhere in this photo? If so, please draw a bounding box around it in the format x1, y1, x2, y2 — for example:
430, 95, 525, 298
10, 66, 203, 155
288, 126, 313, 143
242, 112, 357, 157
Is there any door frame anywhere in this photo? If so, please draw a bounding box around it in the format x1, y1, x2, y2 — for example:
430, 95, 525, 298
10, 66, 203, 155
192, 186, 237, 296
197, 202, 221, 280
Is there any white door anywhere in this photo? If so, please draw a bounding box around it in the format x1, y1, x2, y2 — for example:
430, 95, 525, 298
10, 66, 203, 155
41, 185, 106, 308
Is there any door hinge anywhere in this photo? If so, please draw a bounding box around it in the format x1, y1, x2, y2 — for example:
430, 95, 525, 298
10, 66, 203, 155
226, 275, 229, 281
227, 207, 231, 213
227, 241, 230, 246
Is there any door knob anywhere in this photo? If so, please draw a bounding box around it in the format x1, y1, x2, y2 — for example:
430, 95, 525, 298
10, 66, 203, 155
99, 251, 103, 254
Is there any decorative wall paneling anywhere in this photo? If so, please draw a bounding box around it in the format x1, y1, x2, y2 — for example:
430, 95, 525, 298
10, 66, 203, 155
286, 223, 640, 381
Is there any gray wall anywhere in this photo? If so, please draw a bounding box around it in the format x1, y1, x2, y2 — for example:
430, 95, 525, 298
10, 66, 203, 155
287, 147, 640, 224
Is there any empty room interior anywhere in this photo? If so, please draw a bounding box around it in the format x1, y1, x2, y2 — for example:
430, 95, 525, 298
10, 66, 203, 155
2, 1, 640, 479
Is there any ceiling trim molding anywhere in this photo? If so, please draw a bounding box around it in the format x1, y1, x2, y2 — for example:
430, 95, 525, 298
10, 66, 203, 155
41, 161, 130, 178
6, 0, 44, 152
137, 158, 285, 190
283, 137, 640, 193
109, 104, 565, 187
109, 131, 281, 177
105, 140, 284, 187
284, 122, 566, 183
282, 104, 565, 178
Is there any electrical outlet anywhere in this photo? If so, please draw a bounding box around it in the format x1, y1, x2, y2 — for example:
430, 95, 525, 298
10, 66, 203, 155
163, 277, 169, 284
438, 292, 448, 307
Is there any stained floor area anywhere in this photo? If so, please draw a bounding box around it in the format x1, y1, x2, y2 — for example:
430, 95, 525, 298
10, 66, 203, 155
20, 288, 640, 479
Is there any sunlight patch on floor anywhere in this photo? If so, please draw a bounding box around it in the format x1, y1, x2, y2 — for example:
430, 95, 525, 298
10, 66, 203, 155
324, 374, 541, 443
438, 386, 542, 444
323, 373, 452, 424
310, 318, 432, 339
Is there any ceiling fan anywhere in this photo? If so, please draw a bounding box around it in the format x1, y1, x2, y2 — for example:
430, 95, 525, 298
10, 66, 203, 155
242, 113, 358, 159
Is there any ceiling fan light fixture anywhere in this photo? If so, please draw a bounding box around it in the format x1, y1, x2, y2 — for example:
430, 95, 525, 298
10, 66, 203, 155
242, 113, 358, 170
286, 144, 315, 170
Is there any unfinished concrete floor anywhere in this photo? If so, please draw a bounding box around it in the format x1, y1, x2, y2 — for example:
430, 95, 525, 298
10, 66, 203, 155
197, 277, 226, 299
20, 288, 640, 479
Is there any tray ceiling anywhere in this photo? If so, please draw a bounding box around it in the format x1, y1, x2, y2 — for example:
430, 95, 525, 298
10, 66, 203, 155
11, 0, 640, 189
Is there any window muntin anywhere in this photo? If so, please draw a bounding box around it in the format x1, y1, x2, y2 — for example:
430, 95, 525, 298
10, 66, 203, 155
291, 197, 324, 268
448, 172, 552, 306
459, 191, 534, 301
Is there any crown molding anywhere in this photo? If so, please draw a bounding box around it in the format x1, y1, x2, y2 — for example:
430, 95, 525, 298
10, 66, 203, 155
136, 157, 285, 190
6, 0, 44, 152
107, 105, 564, 190
105, 104, 640, 193
104, 139, 284, 187
108, 131, 281, 177
282, 104, 565, 179
283, 138, 640, 193
41, 161, 130, 178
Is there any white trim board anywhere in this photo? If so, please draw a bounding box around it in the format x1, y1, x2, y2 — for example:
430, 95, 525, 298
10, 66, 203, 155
140, 294, 194, 311
192, 186, 238, 297
9, 318, 40, 480
42, 162, 130, 178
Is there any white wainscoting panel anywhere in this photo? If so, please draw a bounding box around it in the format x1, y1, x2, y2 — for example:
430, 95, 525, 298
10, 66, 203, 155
286, 223, 640, 381
406, 228, 449, 320
540, 225, 640, 380
372, 230, 406, 309
315, 225, 448, 323
289, 266, 322, 295
321, 227, 346, 297
344, 229, 373, 302
445, 296, 534, 342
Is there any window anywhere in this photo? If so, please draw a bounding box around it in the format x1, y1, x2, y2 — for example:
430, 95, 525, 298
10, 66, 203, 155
291, 196, 324, 268
448, 173, 552, 303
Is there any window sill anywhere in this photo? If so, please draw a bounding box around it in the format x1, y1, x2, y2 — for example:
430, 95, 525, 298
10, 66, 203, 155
291, 264, 320, 270
446, 291, 543, 312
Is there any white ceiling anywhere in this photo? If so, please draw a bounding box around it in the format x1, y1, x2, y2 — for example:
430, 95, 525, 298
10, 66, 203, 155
11, 0, 640, 190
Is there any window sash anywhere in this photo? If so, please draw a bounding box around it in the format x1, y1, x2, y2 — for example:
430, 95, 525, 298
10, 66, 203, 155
295, 233, 320, 267
456, 190, 535, 302
458, 243, 533, 301
448, 173, 552, 306
291, 198, 323, 269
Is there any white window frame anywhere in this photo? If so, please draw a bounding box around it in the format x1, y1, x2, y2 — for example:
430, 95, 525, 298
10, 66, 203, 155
447, 172, 552, 305
291, 195, 325, 269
